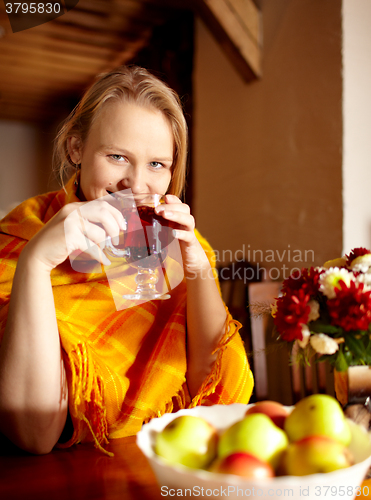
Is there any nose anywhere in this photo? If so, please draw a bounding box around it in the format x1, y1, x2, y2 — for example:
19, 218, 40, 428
120, 165, 146, 193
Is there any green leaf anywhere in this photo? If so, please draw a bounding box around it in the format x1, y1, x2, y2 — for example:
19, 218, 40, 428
334, 347, 349, 372
309, 321, 342, 335
343, 349, 353, 365
345, 335, 368, 360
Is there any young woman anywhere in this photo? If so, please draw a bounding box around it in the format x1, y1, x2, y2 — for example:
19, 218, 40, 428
0, 66, 253, 455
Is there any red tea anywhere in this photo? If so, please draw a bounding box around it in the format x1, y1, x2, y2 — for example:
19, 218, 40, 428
121, 205, 174, 268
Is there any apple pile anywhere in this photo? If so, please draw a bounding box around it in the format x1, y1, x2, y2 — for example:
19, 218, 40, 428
154, 394, 358, 478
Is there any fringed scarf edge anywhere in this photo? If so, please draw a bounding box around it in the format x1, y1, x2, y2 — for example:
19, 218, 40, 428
188, 313, 242, 408
59, 341, 113, 457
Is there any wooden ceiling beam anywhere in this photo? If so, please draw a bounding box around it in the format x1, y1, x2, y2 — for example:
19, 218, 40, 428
194, 0, 262, 81
0, 93, 62, 108
1, 41, 113, 67
54, 17, 152, 39
2, 32, 114, 59
0, 103, 62, 123
58, 1, 174, 34
34, 18, 152, 48
61, 10, 145, 33
0, 43, 144, 87
0, 95, 57, 108
0, 80, 83, 96
121, 0, 189, 10
0, 0, 190, 122
0, 53, 102, 76
70, 0, 173, 23
0, 63, 95, 85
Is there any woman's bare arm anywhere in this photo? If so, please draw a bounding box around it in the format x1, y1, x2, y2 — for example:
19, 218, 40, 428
0, 200, 125, 453
184, 260, 227, 397
156, 196, 227, 398
0, 249, 68, 454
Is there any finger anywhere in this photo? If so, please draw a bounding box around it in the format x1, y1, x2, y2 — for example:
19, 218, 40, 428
155, 203, 191, 219
64, 202, 124, 242
78, 216, 103, 241
73, 233, 111, 266
172, 228, 196, 243
78, 209, 125, 246
65, 213, 114, 250
164, 194, 182, 204
65, 215, 120, 258
79, 201, 126, 234
159, 210, 195, 231
158, 196, 190, 211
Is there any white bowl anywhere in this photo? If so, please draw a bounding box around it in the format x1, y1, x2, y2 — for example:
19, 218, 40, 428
136, 403, 371, 500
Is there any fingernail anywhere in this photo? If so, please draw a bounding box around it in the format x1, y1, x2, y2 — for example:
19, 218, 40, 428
165, 210, 174, 217
172, 229, 178, 238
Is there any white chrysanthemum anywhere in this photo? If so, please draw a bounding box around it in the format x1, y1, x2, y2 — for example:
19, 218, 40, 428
356, 272, 371, 289
319, 267, 354, 299
350, 254, 371, 273
308, 300, 320, 322
297, 324, 311, 348
310, 333, 339, 355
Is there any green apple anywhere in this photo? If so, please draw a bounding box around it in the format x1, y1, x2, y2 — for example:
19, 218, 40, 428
347, 419, 371, 462
154, 415, 218, 469
218, 413, 288, 468
284, 394, 351, 446
209, 451, 274, 479
282, 435, 354, 476
245, 401, 289, 430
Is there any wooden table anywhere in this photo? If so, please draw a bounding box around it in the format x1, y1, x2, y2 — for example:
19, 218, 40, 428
2, 433, 371, 500
0, 434, 163, 500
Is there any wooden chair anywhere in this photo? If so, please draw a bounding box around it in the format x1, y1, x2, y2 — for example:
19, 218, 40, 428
247, 281, 334, 404
217, 260, 263, 353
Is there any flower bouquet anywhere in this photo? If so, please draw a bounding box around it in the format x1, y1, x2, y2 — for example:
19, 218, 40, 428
272, 248, 371, 372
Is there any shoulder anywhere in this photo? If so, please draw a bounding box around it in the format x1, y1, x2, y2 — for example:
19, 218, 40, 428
0, 191, 57, 241
1, 175, 78, 225
0, 179, 77, 241
2, 189, 58, 222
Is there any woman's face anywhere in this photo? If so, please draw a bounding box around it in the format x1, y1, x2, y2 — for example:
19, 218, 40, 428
69, 100, 174, 201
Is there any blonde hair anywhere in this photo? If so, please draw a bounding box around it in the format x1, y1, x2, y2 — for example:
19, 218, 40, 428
54, 66, 188, 197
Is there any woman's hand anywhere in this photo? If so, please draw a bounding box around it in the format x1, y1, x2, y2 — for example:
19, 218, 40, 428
155, 195, 210, 278
22, 200, 126, 273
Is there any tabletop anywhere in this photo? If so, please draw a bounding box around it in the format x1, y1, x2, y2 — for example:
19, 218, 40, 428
1, 432, 371, 500
0, 434, 163, 500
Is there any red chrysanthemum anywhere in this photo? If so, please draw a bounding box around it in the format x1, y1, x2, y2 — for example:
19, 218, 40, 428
346, 247, 371, 267
327, 280, 371, 332
273, 289, 311, 342
282, 267, 324, 298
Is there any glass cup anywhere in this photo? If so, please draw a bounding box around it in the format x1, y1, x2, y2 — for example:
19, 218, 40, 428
105, 193, 174, 300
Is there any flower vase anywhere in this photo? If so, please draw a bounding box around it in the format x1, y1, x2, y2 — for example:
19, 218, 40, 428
334, 366, 371, 407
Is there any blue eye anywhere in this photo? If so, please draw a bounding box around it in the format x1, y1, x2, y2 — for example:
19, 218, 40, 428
110, 155, 124, 161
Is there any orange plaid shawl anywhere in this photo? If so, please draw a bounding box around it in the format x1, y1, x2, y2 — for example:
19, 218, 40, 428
0, 177, 254, 454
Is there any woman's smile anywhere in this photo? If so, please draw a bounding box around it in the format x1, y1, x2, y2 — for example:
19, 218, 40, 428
70, 100, 174, 201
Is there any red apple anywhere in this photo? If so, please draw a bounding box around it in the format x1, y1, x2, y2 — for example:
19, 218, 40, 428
282, 435, 354, 476
245, 401, 289, 429
210, 452, 274, 479
218, 413, 288, 468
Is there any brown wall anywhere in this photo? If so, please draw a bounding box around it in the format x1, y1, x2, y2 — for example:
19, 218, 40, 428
0, 118, 62, 216
193, 0, 343, 277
